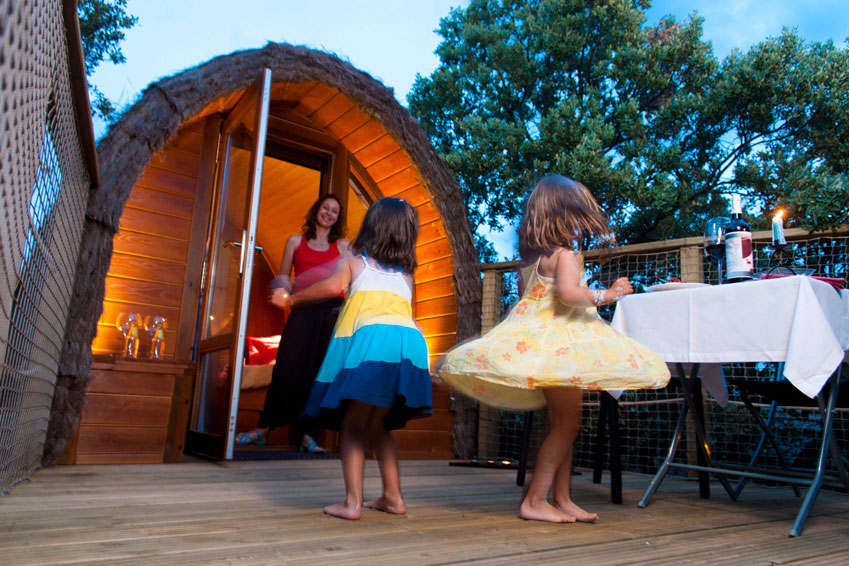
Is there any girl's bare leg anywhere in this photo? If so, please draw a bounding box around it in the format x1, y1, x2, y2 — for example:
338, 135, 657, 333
519, 388, 582, 523
324, 401, 370, 519
363, 407, 406, 514
551, 389, 597, 522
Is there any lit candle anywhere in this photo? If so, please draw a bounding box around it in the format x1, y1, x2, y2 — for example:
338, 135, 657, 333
772, 210, 786, 245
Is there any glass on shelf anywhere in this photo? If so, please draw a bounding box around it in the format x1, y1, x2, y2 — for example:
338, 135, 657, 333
115, 312, 141, 359
703, 217, 730, 285
143, 315, 168, 360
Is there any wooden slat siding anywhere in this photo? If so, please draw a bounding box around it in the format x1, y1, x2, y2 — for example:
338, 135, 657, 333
367, 154, 415, 184
375, 167, 420, 195
292, 82, 336, 116
415, 200, 440, 224
75, 426, 168, 455
417, 316, 457, 337
112, 231, 189, 263
88, 368, 175, 396
353, 134, 403, 168
307, 91, 356, 127
416, 238, 453, 263
81, 395, 172, 426
394, 430, 452, 458
149, 145, 202, 177
135, 166, 199, 197
73, 453, 163, 464
418, 220, 448, 246
272, 81, 319, 105
415, 277, 454, 302
416, 256, 454, 283
118, 207, 192, 240
125, 185, 195, 219
324, 106, 371, 139
339, 119, 390, 153
415, 295, 457, 320
394, 183, 431, 206
103, 276, 183, 307
107, 254, 187, 286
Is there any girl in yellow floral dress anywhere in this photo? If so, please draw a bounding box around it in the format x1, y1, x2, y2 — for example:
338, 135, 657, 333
439, 175, 670, 524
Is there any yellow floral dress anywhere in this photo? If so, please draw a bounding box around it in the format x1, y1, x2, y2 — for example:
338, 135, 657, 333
438, 261, 670, 410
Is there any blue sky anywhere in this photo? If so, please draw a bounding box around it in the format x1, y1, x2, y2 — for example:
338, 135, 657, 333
90, 0, 849, 257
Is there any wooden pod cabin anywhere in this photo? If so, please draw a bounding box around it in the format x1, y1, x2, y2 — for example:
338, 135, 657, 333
50, 44, 481, 465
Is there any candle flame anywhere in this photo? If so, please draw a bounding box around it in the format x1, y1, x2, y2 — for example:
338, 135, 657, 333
774, 209, 784, 220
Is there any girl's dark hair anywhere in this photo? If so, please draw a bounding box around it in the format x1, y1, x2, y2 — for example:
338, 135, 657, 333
517, 174, 614, 258
352, 197, 419, 274
302, 194, 345, 242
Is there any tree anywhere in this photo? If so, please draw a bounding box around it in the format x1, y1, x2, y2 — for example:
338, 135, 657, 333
77, 0, 138, 122
409, 0, 849, 259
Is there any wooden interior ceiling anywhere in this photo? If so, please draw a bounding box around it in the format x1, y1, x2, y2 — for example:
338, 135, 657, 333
256, 157, 321, 271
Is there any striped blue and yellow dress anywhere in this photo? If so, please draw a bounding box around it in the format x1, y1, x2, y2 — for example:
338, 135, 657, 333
301, 256, 433, 430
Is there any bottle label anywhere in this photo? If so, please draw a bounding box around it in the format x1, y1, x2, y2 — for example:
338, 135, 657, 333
725, 232, 753, 280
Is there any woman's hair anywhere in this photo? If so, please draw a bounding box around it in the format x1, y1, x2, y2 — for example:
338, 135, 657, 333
352, 197, 419, 274
302, 194, 345, 242
517, 174, 614, 257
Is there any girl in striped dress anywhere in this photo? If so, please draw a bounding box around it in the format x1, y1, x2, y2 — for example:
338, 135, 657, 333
270, 197, 432, 520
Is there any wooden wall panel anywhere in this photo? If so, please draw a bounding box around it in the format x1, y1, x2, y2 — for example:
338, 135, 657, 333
376, 168, 420, 195
81, 395, 172, 426
111, 231, 189, 263
96, 125, 203, 358
353, 135, 402, 168
125, 186, 194, 218
416, 257, 454, 283
340, 120, 389, 153
308, 92, 355, 126
325, 107, 371, 140
367, 155, 413, 183
415, 295, 457, 320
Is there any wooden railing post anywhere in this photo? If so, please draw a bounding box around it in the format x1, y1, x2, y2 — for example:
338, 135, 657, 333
476, 269, 504, 459
680, 246, 705, 283
680, 245, 710, 474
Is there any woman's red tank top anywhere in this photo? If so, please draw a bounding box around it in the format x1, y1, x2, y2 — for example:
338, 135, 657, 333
292, 236, 342, 294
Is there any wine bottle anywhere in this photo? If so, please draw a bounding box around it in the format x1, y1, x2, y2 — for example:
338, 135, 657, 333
724, 194, 754, 282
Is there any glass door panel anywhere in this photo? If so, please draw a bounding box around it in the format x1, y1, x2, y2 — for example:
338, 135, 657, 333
186, 69, 271, 460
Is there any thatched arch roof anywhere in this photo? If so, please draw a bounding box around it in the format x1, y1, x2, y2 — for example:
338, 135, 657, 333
44, 42, 481, 463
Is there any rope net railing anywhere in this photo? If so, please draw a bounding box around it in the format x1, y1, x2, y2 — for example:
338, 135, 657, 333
473, 229, 849, 485
0, 0, 92, 495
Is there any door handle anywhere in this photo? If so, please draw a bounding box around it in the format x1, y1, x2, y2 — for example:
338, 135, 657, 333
223, 241, 263, 252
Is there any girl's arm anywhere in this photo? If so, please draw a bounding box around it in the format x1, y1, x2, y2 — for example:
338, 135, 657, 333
269, 256, 356, 309
553, 249, 632, 307
269, 234, 300, 292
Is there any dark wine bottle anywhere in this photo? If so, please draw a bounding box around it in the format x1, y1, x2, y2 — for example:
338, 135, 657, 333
724, 194, 754, 282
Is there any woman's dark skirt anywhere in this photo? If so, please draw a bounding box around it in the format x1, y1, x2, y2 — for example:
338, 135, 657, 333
257, 297, 343, 442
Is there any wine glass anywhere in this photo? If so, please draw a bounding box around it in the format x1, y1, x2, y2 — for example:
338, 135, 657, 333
143, 315, 168, 360
704, 217, 729, 284
115, 312, 141, 358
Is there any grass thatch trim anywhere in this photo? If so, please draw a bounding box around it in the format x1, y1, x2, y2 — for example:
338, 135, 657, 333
43, 42, 481, 464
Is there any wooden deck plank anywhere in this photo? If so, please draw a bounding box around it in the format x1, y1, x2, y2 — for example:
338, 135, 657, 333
0, 460, 847, 565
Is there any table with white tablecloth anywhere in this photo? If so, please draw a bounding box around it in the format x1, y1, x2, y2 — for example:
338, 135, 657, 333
611, 275, 849, 536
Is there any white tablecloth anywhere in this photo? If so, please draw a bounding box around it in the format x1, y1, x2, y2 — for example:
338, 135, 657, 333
610, 276, 849, 398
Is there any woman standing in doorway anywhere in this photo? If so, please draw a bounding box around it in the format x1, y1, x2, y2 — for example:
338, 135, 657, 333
236, 194, 352, 452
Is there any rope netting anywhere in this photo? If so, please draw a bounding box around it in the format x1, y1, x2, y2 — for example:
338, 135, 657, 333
0, 0, 91, 494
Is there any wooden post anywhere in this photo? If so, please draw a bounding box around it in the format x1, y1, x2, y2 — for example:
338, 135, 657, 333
680, 246, 705, 283
476, 269, 504, 459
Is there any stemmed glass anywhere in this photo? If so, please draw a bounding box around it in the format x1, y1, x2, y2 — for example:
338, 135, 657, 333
144, 315, 168, 360
704, 217, 730, 284
115, 312, 141, 358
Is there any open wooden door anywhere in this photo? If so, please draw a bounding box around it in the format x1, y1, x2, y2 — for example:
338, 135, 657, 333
186, 69, 271, 460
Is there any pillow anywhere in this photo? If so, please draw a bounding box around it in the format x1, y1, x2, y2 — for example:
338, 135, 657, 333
245, 335, 281, 365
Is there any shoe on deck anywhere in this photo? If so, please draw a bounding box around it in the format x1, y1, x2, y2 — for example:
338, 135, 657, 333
300, 435, 326, 453
235, 428, 268, 446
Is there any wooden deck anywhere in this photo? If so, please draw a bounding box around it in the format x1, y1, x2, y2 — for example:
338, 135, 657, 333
1, 458, 848, 565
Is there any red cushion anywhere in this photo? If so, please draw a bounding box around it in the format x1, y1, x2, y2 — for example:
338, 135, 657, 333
245, 335, 281, 365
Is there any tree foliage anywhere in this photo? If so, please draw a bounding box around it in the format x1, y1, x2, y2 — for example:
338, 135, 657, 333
409, 0, 849, 258
77, 0, 138, 122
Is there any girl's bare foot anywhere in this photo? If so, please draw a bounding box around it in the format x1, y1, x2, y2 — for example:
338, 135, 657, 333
364, 495, 406, 515
555, 499, 598, 523
518, 500, 576, 523
324, 501, 361, 520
